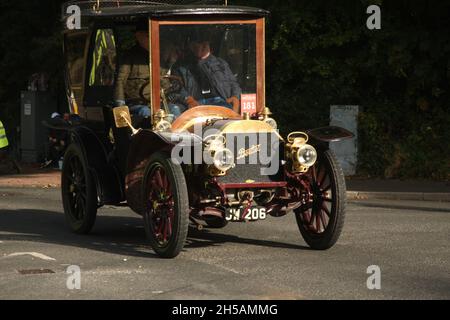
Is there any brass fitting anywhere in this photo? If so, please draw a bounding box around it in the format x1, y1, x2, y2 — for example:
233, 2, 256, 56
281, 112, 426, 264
153, 109, 172, 132
261, 107, 273, 120
285, 132, 316, 173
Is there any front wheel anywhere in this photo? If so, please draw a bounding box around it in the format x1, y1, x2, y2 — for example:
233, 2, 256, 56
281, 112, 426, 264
143, 152, 189, 258
61, 144, 98, 234
294, 149, 346, 250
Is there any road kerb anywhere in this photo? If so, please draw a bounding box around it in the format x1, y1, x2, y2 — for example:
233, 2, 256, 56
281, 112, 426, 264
347, 191, 450, 202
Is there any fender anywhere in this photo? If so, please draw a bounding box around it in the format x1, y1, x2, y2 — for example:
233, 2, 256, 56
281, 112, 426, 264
307, 126, 355, 146
125, 130, 202, 215
69, 125, 124, 206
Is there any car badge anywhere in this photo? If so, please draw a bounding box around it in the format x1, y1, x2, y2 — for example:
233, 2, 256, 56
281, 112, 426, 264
236, 144, 262, 160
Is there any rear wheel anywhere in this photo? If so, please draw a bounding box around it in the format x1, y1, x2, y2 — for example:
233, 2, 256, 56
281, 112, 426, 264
143, 152, 189, 258
61, 144, 98, 234
294, 149, 346, 250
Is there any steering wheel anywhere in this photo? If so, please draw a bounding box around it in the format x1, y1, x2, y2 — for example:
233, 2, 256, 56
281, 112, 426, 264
139, 80, 151, 103
162, 75, 184, 102
139, 76, 185, 104
163, 75, 184, 90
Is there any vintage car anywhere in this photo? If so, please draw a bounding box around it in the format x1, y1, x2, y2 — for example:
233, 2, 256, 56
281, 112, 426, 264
60, 0, 353, 258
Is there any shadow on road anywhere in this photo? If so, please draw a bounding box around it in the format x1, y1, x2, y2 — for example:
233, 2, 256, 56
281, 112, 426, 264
186, 227, 310, 251
0, 209, 156, 259
0, 209, 309, 257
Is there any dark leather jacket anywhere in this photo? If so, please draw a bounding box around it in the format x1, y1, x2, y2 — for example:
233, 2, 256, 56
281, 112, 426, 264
174, 54, 241, 101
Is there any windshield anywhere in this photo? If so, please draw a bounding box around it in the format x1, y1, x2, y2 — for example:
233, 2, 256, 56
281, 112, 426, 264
158, 23, 257, 118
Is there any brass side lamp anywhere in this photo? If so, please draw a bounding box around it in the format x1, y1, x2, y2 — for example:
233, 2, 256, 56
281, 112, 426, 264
113, 106, 140, 135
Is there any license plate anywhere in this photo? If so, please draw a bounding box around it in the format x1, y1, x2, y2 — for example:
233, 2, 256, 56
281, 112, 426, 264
225, 207, 267, 222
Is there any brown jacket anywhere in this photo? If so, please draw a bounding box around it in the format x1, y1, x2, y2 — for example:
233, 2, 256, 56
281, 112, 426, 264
114, 45, 150, 105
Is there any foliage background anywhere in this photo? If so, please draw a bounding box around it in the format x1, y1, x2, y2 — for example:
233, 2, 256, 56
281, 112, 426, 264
0, 0, 449, 179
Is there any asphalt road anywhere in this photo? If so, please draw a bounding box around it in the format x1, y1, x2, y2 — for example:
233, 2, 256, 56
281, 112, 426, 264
0, 187, 449, 300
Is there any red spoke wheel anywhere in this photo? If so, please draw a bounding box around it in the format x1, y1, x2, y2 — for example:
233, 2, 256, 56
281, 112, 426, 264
143, 152, 189, 258
294, 149, 346, 250
61, 144, 98, 234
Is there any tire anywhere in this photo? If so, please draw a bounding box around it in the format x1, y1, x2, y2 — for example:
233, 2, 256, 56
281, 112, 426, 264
143, 152, 189, 258
61, 144, 98, 234
294, 149, 346, 250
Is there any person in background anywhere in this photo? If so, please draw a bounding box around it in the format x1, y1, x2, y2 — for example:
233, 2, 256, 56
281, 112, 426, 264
0, 120, 21, 174
0, 120, 8, 151
174, 35, 242, 113
42, 113, 81, 169
114, 22, 151, 118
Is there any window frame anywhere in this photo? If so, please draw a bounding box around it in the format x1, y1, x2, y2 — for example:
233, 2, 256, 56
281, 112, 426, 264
150, 17, 266, 115
63, 31, 90, 115
83, 25, 118, 108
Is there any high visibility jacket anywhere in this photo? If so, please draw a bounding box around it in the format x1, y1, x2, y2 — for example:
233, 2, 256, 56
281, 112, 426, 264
0, 120, 9, 149
90, 29, 116, 86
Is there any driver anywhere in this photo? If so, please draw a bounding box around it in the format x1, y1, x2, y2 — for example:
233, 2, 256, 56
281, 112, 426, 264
114, 22, 151, 118
173, 35, 242, 113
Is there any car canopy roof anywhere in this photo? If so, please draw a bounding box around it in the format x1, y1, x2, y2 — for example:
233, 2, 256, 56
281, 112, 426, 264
62, 0, 269, 22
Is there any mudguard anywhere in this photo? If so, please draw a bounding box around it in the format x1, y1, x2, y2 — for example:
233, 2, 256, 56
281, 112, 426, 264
125, 130, 202, 215
69, 125, 124, 206
307, 126, 354, 145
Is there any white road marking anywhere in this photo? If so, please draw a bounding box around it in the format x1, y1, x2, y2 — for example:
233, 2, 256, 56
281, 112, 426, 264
152, 291, 164, 294
3, 252, 56, 261
218, 266, 243, 275
193, 257, 244, 275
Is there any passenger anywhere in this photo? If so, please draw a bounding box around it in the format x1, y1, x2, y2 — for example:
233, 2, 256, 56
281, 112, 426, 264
114, 22, 151, 118
173, 36, 242, 113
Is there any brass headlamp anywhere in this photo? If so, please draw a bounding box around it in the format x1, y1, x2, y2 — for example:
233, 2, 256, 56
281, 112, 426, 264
286, 132, 317, 173
203, 135, 235, 176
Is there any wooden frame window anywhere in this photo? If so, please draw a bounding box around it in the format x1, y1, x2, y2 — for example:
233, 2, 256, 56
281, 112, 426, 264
149, 18, 266, 115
